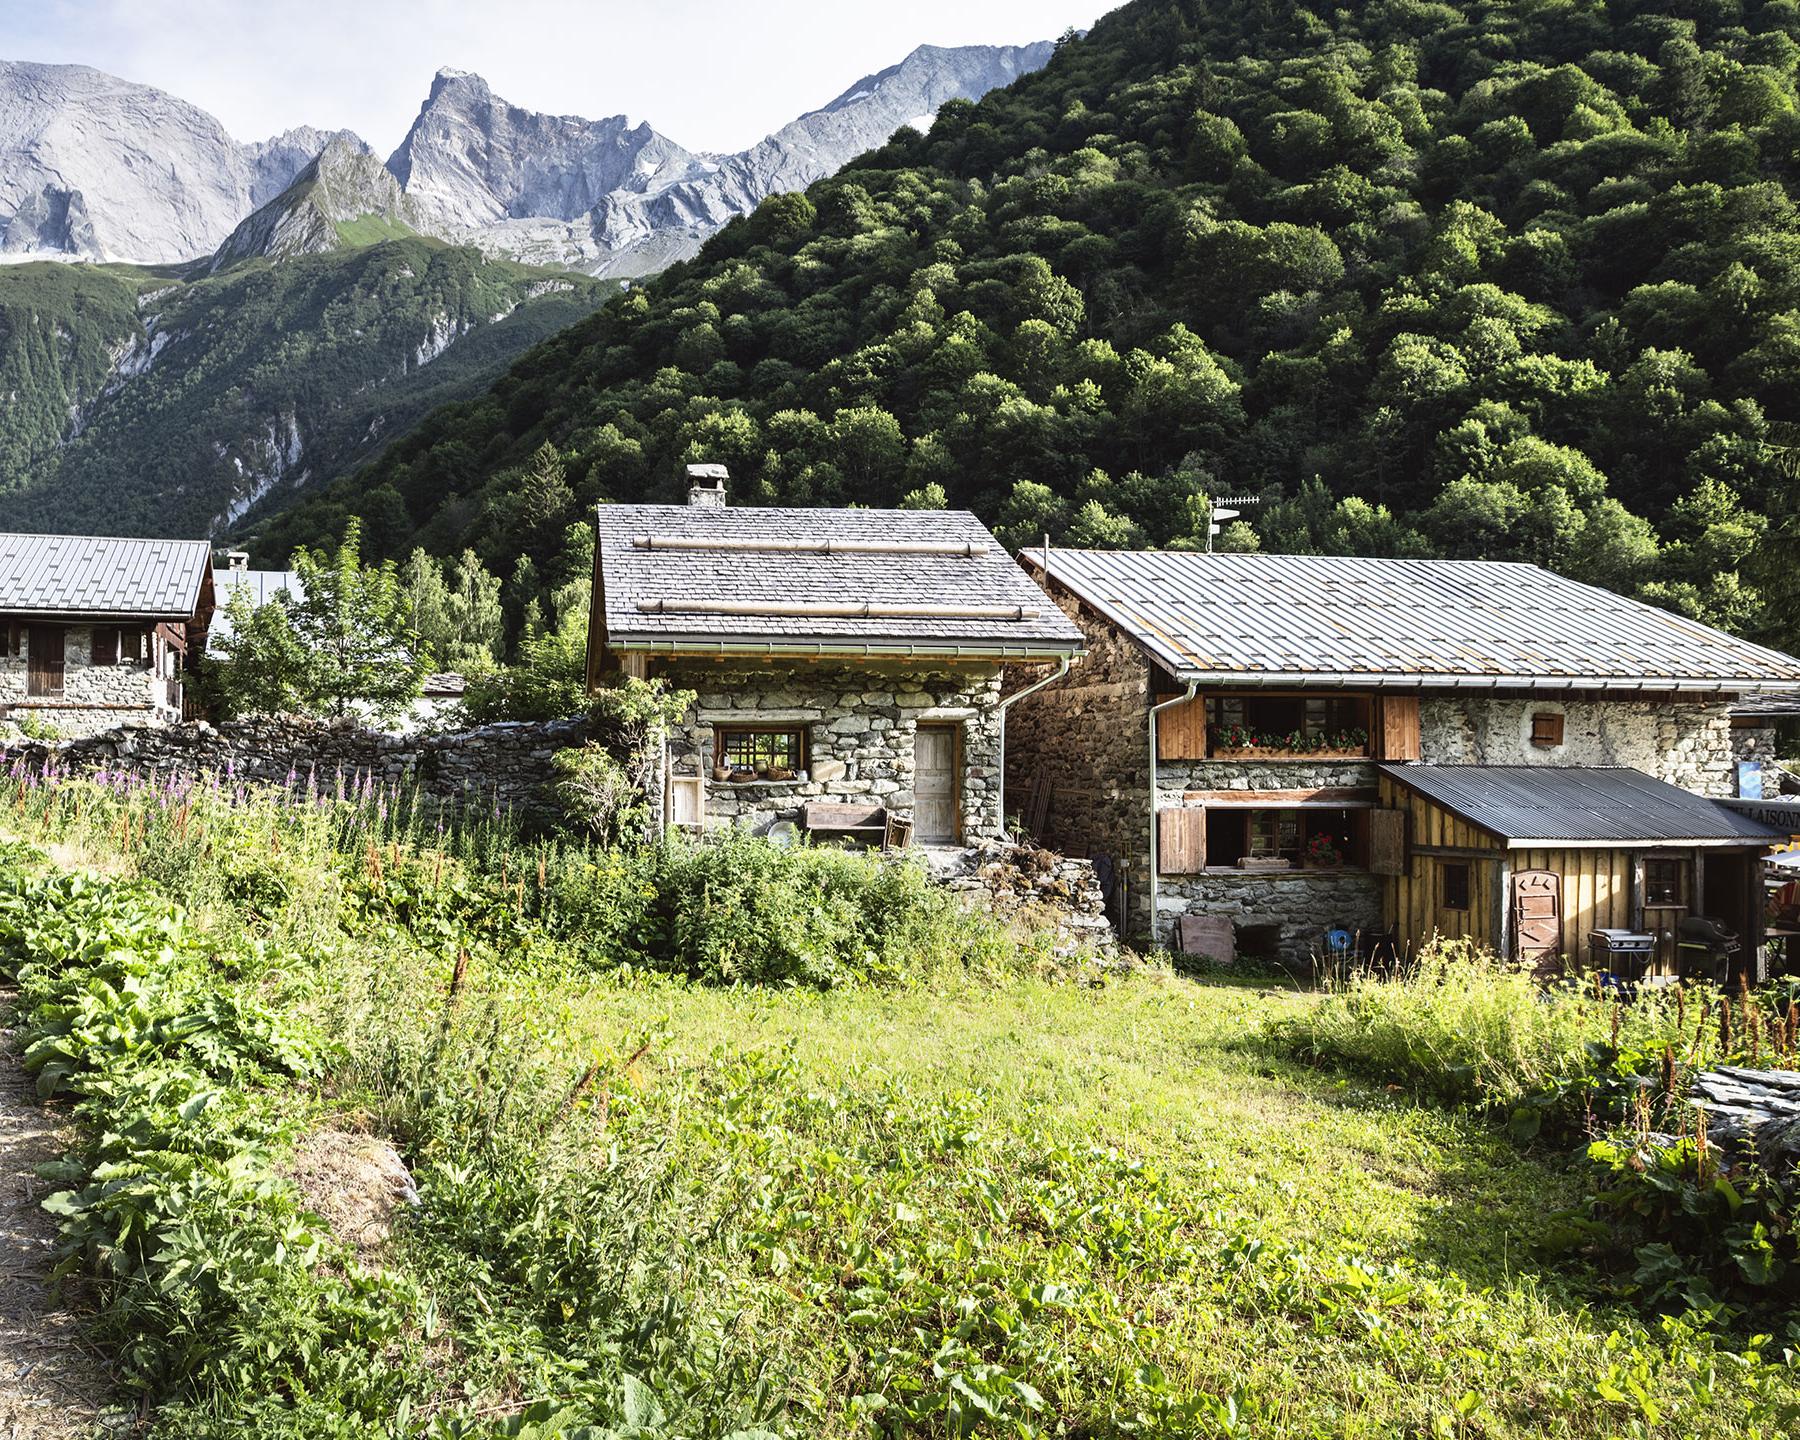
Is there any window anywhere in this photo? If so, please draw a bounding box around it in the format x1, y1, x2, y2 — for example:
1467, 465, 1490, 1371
1645, 858, 1684, 907
1441, 862, 1471, 912
714, 727, 806, 778
1207, 693, 1372, 756
1530, 712, 1565, 748
1203, 807, 1370, 869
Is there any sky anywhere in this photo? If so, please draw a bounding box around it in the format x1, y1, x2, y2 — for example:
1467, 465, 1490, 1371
6, 0, 1108, 153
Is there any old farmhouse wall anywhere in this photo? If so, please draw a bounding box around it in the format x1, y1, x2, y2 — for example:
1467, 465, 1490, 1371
1001, 590, 1155, 932
1, 624, 180, 738
1418, 696, 1740, 795
661, 661, 1005, 840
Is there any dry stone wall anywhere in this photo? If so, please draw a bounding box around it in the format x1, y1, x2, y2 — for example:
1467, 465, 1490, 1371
932, 840, 1116, 956
0, 714, 589, 825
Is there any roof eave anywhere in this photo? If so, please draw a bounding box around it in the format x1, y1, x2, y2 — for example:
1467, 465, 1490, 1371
1159, 668, 1797, 693
608, 634, 1083, 661
0, 606, 202, 622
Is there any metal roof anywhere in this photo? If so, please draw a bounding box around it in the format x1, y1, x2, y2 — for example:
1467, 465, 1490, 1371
209, 568, 303, 642
0, 533, 213, 620
1026, 549, 1800, 691
597, 504, 1084, 657
1379, 764, 1786, 845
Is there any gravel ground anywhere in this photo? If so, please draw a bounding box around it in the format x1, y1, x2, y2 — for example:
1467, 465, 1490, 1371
0, 993, 118, 1439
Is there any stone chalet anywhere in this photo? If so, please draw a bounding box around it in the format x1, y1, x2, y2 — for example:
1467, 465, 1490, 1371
1004, 549, 1800, 970
1, 533, 215, 738
585, 471, 1084, 843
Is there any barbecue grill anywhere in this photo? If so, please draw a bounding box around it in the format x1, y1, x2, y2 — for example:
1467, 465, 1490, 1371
1676, 915, 1741, 985
1588, 928, 1656, 980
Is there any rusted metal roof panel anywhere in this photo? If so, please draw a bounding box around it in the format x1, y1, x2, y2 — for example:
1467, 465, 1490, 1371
1027, 550, 1800, 690
0, 533, 212, 619
1380, 764, 1785, 844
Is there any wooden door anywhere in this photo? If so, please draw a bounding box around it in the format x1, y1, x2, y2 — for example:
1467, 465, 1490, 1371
1512, 869, 1562, 964
913, 725, 960, 844
27, 625, 64, 697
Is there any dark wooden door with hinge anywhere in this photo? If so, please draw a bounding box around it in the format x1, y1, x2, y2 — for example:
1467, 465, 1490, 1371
27, 624, 64, 698
1512, 869, 1562, 964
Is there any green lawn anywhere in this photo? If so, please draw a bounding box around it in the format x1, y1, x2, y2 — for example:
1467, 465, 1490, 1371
4, 785, 1793, 1438
322, 954, 1787, 1437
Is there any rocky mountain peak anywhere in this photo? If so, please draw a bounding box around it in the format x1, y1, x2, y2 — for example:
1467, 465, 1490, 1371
211, 133, 419, 271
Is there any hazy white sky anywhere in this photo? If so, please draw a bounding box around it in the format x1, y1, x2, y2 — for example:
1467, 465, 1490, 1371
7, 1, 1107, 153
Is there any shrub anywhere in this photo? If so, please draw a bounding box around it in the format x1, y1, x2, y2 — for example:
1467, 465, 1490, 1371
551, 743, 650, 845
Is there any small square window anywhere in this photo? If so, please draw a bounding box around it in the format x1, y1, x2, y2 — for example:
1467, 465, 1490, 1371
1442, 862, 1471, 911
1530, 712, 1565, 748
713, 727, 806, 778
1645, 858, 1683, 908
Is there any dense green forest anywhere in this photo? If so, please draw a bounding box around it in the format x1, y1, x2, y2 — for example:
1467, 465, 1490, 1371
261, 0, 1800, 649
0, 244, 613, 538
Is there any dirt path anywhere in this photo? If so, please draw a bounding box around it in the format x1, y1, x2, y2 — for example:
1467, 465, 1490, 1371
0, 991, 116, 1439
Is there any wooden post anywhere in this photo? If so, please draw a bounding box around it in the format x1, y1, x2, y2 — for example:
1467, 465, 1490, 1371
1492, 856, 1510, 958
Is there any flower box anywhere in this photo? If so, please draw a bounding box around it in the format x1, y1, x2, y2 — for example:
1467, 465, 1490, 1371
1209, 746, 1367, 761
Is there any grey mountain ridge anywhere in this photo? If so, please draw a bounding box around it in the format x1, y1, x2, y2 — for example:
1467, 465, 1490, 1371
0, 42, 1056, 274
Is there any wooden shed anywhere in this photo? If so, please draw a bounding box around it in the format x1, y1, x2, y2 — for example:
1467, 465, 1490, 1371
1374, 765, 1785, 976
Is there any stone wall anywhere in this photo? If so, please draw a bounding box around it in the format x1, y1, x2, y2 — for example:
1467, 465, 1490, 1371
932, 840, 1116, 957
0, 624, 179, 738
1159, 869, 1383, 964
1002, 583, 1155, 935
657, 660, 1005, 841
0, 714, 590, 825
1419, 695, 1739, 795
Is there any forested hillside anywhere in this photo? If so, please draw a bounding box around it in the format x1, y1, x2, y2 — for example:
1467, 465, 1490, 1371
261, 0, 1800, 649
0, 244, 613, 537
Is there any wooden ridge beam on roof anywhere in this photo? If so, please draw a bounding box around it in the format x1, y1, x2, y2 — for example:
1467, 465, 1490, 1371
635, 599, 1040, 621
632, 535, 987, 557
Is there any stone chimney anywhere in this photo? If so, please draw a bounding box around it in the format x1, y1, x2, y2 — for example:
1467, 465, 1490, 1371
226, 550, 249, 572
686, 463, 729, 508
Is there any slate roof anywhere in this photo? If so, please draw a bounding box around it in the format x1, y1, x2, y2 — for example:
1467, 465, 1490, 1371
1026, 549, 1800, 692
1379, 764, 1786, 845
596, 504, 1084, 656
0, 533, 213, 620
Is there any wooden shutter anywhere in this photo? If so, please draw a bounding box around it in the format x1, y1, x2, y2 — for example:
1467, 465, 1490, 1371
1377, 695, 1421, 761
91, 626, 117, 666
1511, 869, 1563, 963
1156, 695, 1208, 760
120, 627, 143, 663
1157, 807, 1207, 875
1368, 808, 1407, 875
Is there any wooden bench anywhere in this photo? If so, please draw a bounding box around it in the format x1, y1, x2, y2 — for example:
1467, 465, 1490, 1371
802, 801, 890, 849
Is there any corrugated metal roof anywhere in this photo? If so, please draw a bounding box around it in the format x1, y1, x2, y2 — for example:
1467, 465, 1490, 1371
1379, 764, 1786, 844
1027, 550, 1800, 691
209, 568, 303, 642
597, 504, 1084, 655
0, 533, 212, 619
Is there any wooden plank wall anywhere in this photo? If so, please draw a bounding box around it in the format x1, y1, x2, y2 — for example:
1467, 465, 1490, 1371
1156, 695, 1207, 760
1379, 775, 1503, 953
1512, 846, 1634, 958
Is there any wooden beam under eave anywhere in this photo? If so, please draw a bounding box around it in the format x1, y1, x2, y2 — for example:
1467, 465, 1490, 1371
1180, 787, 1376, 806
